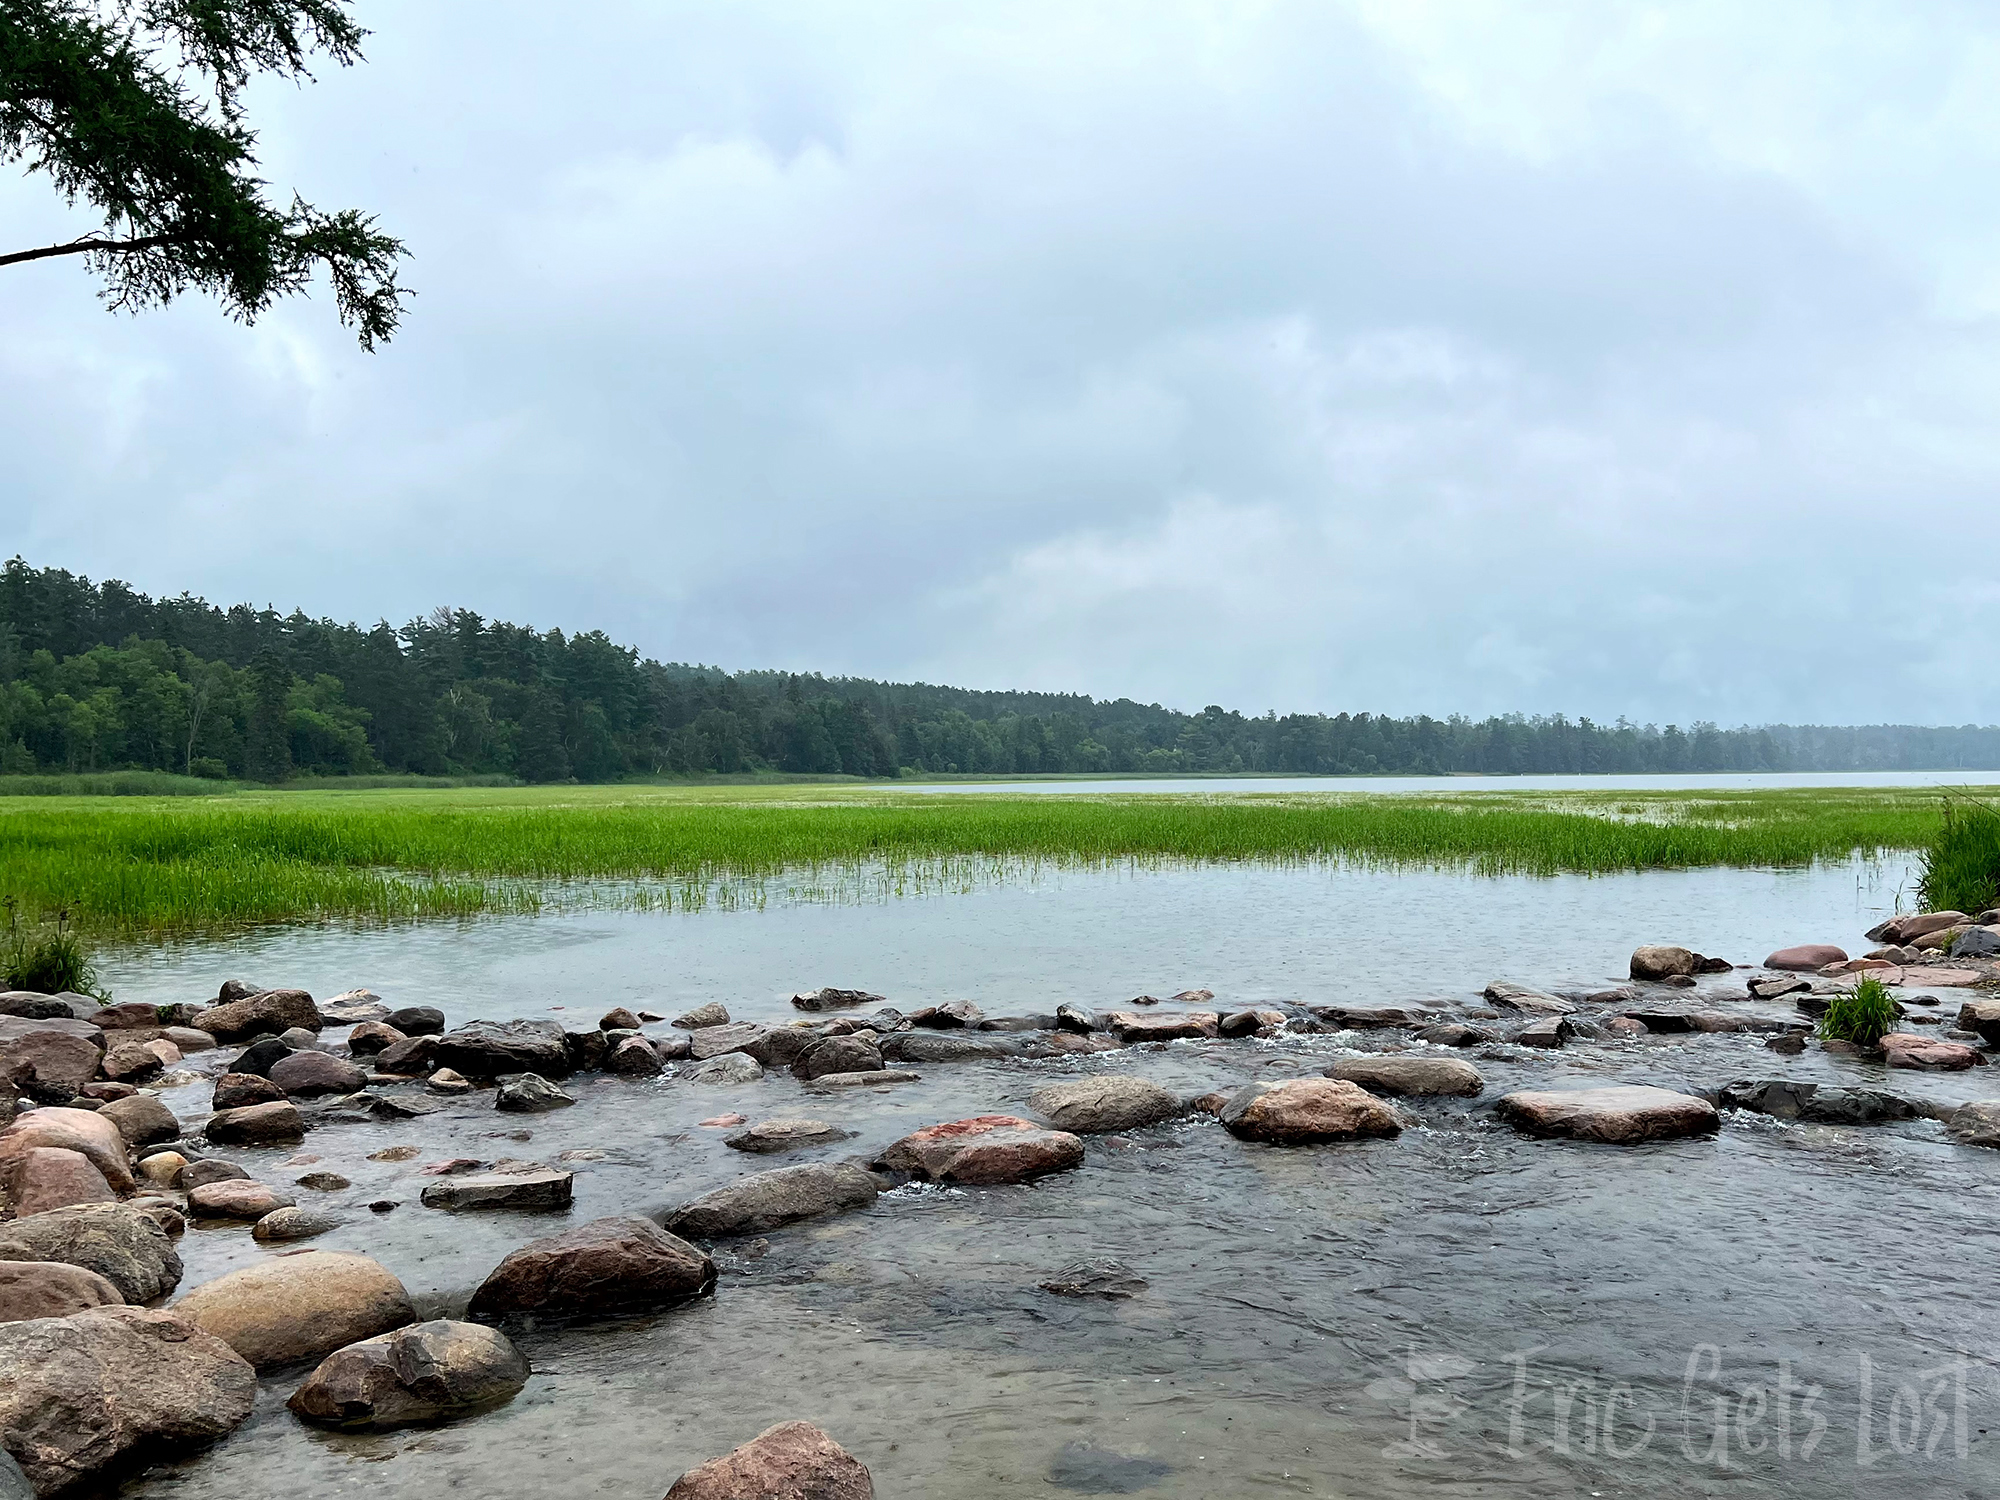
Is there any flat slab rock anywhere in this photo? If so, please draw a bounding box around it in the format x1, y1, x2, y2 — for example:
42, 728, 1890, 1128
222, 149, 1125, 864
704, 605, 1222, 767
1220, 1079, 1402, 1144
724, 1118, 853, 1154
1481, 982, 1577, 1016
419, 1166, 575, 1212
666, 1420, 873, 1500
1717, 1079, 1917, 1126
1028, 1076, 1183, 1133
1496, 1086, 1718, 1144
666, 1162, 880, 1239
1325, 1056, 1483, 1097
876, 1115, 1084, 1185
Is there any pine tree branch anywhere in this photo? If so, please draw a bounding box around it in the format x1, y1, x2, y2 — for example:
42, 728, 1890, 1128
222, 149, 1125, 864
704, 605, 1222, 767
0, 233, 181, 268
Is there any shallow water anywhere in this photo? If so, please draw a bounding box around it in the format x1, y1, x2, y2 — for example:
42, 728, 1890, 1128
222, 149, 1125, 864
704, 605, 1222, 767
911, 770, 2000, 795
94, 857, 2000, 1499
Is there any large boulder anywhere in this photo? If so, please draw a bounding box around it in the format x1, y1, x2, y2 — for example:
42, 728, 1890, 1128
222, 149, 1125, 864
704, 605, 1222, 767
665, 1421, 872, 1500
1496, 1085, 1718, 1144
1716, 1079, 1917, 1125
467, 1216, 714, 1319
345, 1021, 404, 1055
0, 1259, 123, 1323
387, 1006, 446, 1036
875, 1115, 1084, 1185
0, 1307, 255, 1496
684, 1053, 764, 1085
1219, 1079, 1402, 1144
3, 1147, 116, 1216
287, 1318, 530, 1430
419, 1167, 574, 1212
1325, 1056, 1484, 1097
269, 1050, 366, 1098
205, 1100, 305, 1144
606, 1037, 665, 1077
96, 1093, 179, 1146
375, 1035, 438, 1075
1028, 1076, 1182, 1133
792, 1035, 883, 1080
433, 1020, 571, 1079
673, 1002, 730, 1030
175, 1159, 248, 1191
98, 1040, 166, 1084
495, 1073, 574, 1112
190, 988, 320, 1042
0, 1203, 182, 1301
1764, 944, 1847, 972
0, 1025, 101, 1101
173, 1250, 414, 1369
0, 1107, 133, 1193
665, 1163, 879, 1239
1629, 945, 1696, 981
1866, 912, 1967, 945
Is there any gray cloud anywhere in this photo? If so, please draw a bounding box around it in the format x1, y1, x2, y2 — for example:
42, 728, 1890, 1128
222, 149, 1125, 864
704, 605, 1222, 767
4, 0, 1997, 722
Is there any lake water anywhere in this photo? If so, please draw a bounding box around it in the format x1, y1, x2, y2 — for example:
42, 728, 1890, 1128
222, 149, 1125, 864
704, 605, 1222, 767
97, 854, 2000, 1500
912, 770, 2000, 795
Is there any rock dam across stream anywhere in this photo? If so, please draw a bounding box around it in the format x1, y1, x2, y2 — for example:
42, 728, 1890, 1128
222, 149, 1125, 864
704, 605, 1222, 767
12, 856, 2000, 1498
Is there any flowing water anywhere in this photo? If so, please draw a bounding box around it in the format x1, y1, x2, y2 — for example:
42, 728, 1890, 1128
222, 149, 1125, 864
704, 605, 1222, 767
96, 855, 2000, 1499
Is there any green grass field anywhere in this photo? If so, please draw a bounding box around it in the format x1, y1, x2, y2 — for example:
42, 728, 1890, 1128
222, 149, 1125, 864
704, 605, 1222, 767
0, 781, 1962, 935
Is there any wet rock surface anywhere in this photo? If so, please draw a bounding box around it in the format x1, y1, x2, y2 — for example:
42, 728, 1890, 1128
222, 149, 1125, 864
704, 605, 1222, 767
724, 1118, 853, 1154
419, 1165, 575, 1212
1219, 1078, 1403, 1143
0, 1307, 256, 1495
1028, 1076, 1182, 1133
287, 1318, 530, 1430
0, 1202, 182, 1301
468, 1215, 715, 1319
667, 1162, 881, 1238
666, 1420, 873, 1500
876, 1115, 1085, 1184
1496, 1085, 1719, 1143
1325, 1055, 1484, 1097
173, 1251, 416, 1369
1038, 1258, 1148, 1299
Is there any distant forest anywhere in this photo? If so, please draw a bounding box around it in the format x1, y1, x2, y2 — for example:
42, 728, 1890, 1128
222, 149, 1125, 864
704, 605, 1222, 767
2, 559, 1997, 782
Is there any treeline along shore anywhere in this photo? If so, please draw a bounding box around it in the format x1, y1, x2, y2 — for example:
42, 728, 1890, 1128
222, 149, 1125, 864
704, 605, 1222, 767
5, 559, 2000, 783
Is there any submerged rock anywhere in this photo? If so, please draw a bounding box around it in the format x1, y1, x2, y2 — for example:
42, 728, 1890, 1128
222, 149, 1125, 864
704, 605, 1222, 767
468, 1215, 715, 1319
1326, 1055, 1483, 1097
724, 1118, 853, 1154
665, 1420, 873, 1500
0, 1307, 255, 1496
1716, 1079, 1918, 1125
1947, 1101, 2000, 1147
876, 1115, 1085, 1185
1028, 1076, 1182, 1133
1495, 1085, 1718, 1144
666, 1162, 880, 1238
174, 1250, 416, 1370
880, 1031, 1016, 1063
1047, 1442, 1174, 1493
288, 1318, 530, 1430
1219, 1079, 1402, 1144
0, 1202, 182, 1302
1039, 1258, 1148, 1299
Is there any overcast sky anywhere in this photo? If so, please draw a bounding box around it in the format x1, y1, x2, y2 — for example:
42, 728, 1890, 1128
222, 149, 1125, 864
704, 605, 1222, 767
5, 1, 1999, 724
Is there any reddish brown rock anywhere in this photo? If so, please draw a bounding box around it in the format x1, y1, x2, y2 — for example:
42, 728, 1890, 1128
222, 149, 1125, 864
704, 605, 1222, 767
1496, 1085, 1718, 1144
468, 1215, 714, 1319
1630, 945, 1696, 980
287, 1318, 530, 1429
1106, 1010, 1219, 1043
4, 1146, 117, 1216
0, 1106, 134, 1193
875, 1115, 1084, 1184
1217, 1008, 1289, 1038
1869, 912, 1968, 945
665, 1420, 873, 1500
1893, 966, 1981, 989
1326, 1056, 1483, 1097
269, 1049, 366, 1098
1220, 1079, 1402, 1144
211, 1072, 285, 1111
346, 1020, 405, 1054
1764, 944, 1847, 972
96, 1093, 179, 1146
0, 1258, 124, 1322
188, 1180, 297, 1219
1880, 1033, 1981, 1071
0, 1024, 102, 1098
88, 1002, 164, 1031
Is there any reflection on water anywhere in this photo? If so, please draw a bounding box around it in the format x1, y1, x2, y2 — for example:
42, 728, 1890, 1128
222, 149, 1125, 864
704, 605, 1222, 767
101, 856, 2000, 1499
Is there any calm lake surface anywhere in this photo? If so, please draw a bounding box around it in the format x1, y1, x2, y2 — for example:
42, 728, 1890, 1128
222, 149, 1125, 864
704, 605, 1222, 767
105, 855, 2000, 1500
914, 770, 2000, 795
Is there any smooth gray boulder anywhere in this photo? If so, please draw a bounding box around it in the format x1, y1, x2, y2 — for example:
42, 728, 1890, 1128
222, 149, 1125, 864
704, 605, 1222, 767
0, 1202, 182, 1302
494, 1073, 574, 1112
1028, 1076, 1182, 1133
665, 1163, 879, 1239
287, 1319, 529, 1429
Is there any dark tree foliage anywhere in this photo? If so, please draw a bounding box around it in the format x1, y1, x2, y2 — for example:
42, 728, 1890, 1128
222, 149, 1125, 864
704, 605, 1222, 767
4, 558, 2000, 783
0, 0, 407, 346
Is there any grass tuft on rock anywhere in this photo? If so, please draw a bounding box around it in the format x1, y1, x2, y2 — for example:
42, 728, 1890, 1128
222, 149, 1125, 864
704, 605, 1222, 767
1816, 975, 1898, 1048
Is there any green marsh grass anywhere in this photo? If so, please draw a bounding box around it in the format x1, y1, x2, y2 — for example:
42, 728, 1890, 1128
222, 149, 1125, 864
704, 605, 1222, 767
0, 782, 1951, 935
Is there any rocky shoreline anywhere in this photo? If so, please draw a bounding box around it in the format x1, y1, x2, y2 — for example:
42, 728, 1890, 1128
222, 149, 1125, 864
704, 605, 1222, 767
2, 907, 1999, 1497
